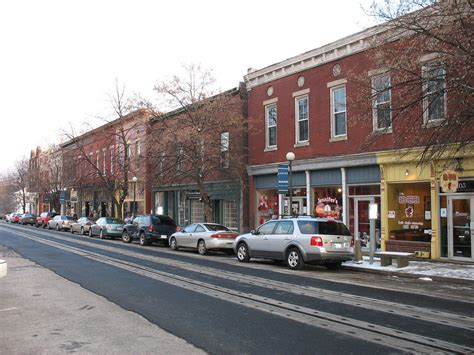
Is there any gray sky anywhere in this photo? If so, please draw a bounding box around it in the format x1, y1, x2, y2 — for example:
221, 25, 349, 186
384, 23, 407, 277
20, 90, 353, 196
0, 0, 375, 173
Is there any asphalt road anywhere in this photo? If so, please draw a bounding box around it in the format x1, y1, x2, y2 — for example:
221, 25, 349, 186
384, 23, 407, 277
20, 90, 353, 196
1, 221, 473, 354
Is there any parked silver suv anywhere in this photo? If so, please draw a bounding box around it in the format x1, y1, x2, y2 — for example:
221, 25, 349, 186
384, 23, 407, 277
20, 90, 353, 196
234, 217, 354, 270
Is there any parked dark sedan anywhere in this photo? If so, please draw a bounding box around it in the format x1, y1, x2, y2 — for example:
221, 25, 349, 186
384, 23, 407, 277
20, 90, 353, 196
19, 213, 36, 225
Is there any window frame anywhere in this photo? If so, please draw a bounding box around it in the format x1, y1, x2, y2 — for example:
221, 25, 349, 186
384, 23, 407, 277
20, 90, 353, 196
422, 61, 447, 126
295, 94, 309, 144
330, 85, 347, 140
220, 131, 230, 169
372, 74, 392, 132
265, 103, 278, 150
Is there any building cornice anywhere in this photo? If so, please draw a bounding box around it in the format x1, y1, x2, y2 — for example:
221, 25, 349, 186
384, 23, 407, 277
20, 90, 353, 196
244, 24, 392, 90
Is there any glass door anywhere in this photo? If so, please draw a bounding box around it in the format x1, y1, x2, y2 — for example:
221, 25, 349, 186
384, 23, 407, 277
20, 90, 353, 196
448, 196, 473, 260
354, 198, 373, 249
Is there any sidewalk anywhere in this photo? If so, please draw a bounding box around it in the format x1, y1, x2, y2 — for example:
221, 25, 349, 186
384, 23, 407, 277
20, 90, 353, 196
343, 256, 474, 284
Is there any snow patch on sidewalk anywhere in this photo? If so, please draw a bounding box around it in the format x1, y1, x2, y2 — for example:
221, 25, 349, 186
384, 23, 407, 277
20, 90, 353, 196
343, 257, 474, 281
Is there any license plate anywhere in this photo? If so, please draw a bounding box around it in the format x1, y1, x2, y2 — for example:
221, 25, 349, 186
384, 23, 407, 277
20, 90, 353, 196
333, 243, 342, 248
161, 235, 167, 239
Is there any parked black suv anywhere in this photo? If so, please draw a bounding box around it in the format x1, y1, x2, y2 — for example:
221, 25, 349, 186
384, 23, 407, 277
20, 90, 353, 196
121, 214, 177, 246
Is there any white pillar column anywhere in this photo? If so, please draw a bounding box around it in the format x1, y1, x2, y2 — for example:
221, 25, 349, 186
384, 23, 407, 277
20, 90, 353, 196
341, 167, 348, 225
305, 170, 311, 215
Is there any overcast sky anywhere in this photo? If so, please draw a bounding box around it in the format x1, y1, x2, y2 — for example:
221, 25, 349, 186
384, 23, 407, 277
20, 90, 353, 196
0, 0, 375, 173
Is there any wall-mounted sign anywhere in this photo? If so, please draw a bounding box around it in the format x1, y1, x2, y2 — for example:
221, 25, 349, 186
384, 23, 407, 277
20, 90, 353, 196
277, 164, 289, 194
440, 169, 459, 193
388, 211, 396, 219
398, 194, 420, 204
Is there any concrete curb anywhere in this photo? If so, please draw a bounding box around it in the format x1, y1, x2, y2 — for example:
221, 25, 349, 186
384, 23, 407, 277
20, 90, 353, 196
342, 264, 474, 286
0, 259, 7, 278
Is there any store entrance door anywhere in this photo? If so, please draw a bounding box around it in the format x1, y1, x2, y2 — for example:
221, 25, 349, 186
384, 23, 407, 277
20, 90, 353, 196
354, 198, 373, 249
448, 196, 473, 260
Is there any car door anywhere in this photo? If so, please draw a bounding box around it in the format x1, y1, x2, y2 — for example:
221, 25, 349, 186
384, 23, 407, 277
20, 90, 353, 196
191, 224, 206, 248
266, 221, 295, 259
180, 224, 197, 247
130, 216, 141, 238
249, 221, 278, 258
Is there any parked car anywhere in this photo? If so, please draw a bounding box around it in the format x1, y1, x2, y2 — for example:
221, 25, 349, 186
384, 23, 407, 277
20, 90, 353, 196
233, 217, 354, 270
4, 213, 13, 222
19, 213, 36, 225
36, 212, 58, 228
169, 223, 238, 255
70, 217, 95, 235
10, 213, 22, 223
122, 214, 177, 246
47, 215, 76, 231
89, 217, 124, 239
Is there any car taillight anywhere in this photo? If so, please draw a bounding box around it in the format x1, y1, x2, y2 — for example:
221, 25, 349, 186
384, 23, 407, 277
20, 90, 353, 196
310, 236, 323, 246
147, 226, 153, 232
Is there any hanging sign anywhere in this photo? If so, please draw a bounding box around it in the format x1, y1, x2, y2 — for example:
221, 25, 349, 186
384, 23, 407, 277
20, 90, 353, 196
440, 169, 459, 193
277, 164, 289, 194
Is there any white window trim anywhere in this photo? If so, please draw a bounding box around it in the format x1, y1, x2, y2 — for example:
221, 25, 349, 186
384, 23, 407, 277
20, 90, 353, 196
102, 148, 107, 176
265, 103, 278, 150
295, 94, 309, 145
372, 74, 392, 133
422, 62, 447, 127
329, 85, 347, 141
109, 146, 114, 175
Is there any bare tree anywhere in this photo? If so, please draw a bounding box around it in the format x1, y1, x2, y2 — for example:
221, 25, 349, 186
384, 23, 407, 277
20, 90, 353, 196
62, 82, 149, 219
9, 158, 30, 213
352, 0, 473, 163
149, 64, 248, 222
0, 173, 17, 214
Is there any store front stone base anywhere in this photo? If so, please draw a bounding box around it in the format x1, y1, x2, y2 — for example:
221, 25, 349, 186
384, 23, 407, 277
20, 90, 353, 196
385, 240, 431, 254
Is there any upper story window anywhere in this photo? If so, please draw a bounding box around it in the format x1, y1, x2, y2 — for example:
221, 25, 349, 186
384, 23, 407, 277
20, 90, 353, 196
220, 131, 230, 168
110, 146, 114, 175
423, 62, 446, 124
372, 74, 392, 131
295, 95, 309, 143
331, 85, 347, 138
265, 103, 277, 149
102, 148, 107, 176
176, 145, 184, 174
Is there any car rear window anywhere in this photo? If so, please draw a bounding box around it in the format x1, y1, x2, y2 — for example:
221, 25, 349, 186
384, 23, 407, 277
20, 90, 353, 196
105, 218, 123, 224
65, 216, 75, 220
297, 220, 351, 236
205, 224, 230, 231
152, 215, 175, 226
318, 221, 352, 236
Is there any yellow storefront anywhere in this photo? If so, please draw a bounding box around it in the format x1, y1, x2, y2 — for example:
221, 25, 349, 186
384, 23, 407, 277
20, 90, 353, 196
378, 146, 474, 262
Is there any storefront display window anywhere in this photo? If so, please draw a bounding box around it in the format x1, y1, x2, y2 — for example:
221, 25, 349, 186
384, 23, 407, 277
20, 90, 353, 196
387, 182, 431, 242
257, 190, 279, 225
313, 186, 342, 220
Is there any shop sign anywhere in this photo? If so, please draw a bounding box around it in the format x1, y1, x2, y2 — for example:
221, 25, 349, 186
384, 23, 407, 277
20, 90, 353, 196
398, 195, 420, 204
277, 164, 288, 194
457, 180, 474, 193
315, 197, 341, 219
70, 189, 78, 203
439, 169, 459, 193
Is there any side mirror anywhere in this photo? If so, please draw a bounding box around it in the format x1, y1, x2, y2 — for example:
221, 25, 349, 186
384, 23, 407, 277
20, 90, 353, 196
251, 229, 257, 235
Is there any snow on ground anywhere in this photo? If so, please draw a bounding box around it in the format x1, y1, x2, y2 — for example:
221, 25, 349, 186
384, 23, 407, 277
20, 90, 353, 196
343, 257, 474, 281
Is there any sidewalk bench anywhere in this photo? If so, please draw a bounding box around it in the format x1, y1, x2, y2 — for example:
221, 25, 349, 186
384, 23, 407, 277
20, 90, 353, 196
375, 251, 413, 268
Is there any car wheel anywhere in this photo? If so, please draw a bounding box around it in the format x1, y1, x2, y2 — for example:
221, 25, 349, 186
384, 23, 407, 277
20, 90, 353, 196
81, 227, 84, 235
56, 224, 60, 231
43, 223, 47, 229
99, 229, 105, 239
88, 228, 93, 238
70, 226, 75, 234
139, 232, 149, 246
197, 240, 207, 255
122, 230, 132, 243
286, 248, 304, 270
325, 262, 342, 270
169, 237, 178, 251
47, 223, 51, 230
35, 223, 39, 228
236, 243, 250, 262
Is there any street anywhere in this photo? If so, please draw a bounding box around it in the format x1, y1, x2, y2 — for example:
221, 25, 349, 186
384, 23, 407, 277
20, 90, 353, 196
1, 221, 473, 354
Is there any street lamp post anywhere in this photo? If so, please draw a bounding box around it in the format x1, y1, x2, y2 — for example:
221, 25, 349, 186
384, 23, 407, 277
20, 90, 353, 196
286, 152, 295, 216
132, 176, 138, 218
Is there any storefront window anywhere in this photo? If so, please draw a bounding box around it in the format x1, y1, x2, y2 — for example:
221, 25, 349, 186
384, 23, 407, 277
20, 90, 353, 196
283, 188, 307, 215
223, 200, 238, 230
154, 192, 165, 215
257, 190, 279, 226
387, 182, 432, 242
313, 186, 343, 220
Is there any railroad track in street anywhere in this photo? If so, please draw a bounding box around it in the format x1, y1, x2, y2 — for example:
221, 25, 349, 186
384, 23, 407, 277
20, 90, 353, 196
2, 224, 473, 354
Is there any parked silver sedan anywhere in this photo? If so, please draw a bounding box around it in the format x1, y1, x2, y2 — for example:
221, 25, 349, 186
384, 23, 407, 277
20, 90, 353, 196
47, 215, 76, 231
70, 217, 95, 235
169, 223, 239, 255
89, 217, 125, 239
